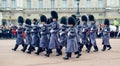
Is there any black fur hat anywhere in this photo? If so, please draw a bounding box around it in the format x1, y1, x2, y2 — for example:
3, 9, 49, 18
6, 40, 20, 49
68, 16, 76, 26
81, 15, 87, 22
60, 16, 67, 25
47, 17, 53, 24
33, 18, 38, 22
71, 14, 76, 20
2, 22, 6, 26
40, 15, 47, 23
18, 16, 24, 24
33, 18, 38, 25
51, 11, 58, 20
104, 19, 110, 26
25, 19, 31, 25
88, 15, 95, 21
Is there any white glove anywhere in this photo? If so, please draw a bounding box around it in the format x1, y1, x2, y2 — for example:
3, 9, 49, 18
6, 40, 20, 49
50, 30, 54, 33
82, 29, 85, 32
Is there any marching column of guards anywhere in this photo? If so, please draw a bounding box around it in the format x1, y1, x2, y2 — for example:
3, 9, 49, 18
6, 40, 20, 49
12, 11, 112, 60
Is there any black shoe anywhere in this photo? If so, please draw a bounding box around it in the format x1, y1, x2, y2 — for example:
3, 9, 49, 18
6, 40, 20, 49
12, 44, 19, 51
56, 53, 62, 56
27, 51, 31, 54
101, 49, 105, 51
93, 46, 99, 52
107, 45, 112, 50
76, 54, 81, 58
93, 50, 98, 52
45, 54, 49, 57
12, 48, 16, 51
35, 52, 39, 55
63, 56, 69, 60
108, 47, 112, 50
101, 45, 106, 51
21, 49, 25, 52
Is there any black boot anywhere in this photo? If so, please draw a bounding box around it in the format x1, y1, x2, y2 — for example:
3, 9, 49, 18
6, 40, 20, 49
107, 45, 112, 50
88, 44, 92, 52
63, 52, 71, 60
76, 51, 81, 58
21, 45, 28, 52
93, 46, 99, 52
85, 44, 90, 53
35, 47, 42, 55
101, 45, 106, 51
79, 44, 84, 52
12, 44, 19, 51
27, 46, 33, 54
45, 49, 51, 57
56, 49, 62, 56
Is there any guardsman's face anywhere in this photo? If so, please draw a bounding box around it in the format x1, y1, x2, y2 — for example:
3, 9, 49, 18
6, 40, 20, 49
53, 18, 56, 22
41, 22, 45, 25
68, 24, 73, 27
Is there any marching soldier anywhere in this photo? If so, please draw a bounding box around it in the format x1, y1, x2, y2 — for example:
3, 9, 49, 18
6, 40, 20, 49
63, 16, 81, 60
79, 15, 89, 53
101, 19, 112, 51
45, 11, 62, 57
35, 15, 49, 55
12, 16, 25, 51
88, 15, 99, 52
27, 18, 40, 54
59, 16, 68, 50
21, 19, 32, 52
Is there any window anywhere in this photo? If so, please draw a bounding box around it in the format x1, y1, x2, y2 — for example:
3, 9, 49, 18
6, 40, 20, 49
27, 0, 31, 8
39, 0, 43, 8
98, 0, 103, 8
63, 0, 67, 8
75, 0, 78, 8
2, 0, 7, 9
11, 0, 16, 9
51, 0, 55, 8
86, 0, 91, 8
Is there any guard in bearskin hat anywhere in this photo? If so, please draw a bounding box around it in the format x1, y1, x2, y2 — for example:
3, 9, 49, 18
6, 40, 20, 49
21, 18, 32, 52
45, 11, 62, 57
27, 18, 40, 54
101, 19, 112, 51
59, 16, 68, 51
71, 15, 81, 51
35, 15, 49, 55
12, 16, 25, 51
88, 15, 99, 52
63, 16, 81, 60
78, 15, 89, 53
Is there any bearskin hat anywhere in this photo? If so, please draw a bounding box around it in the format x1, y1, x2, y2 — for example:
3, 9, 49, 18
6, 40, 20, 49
40, 15, 47, 23
47, 17, 53, 24
104, 19, 110, 26
18, 16, 24, 24
60, 16, 67, 25
68, 16, 76, 26
25, 19, 31, 25
88, 15, 95, 21
81, 15, 87, 22
33, 18, 38, 25
2, 22, 6, 26
71, 14, 76, 20
51, 11, 58, 20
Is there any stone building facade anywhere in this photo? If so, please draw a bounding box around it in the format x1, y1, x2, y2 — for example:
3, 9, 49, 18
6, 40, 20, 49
0, 0, 120, 25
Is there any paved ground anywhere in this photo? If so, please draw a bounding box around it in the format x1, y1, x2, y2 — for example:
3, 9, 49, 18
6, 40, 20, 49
0, 39, 120, 66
